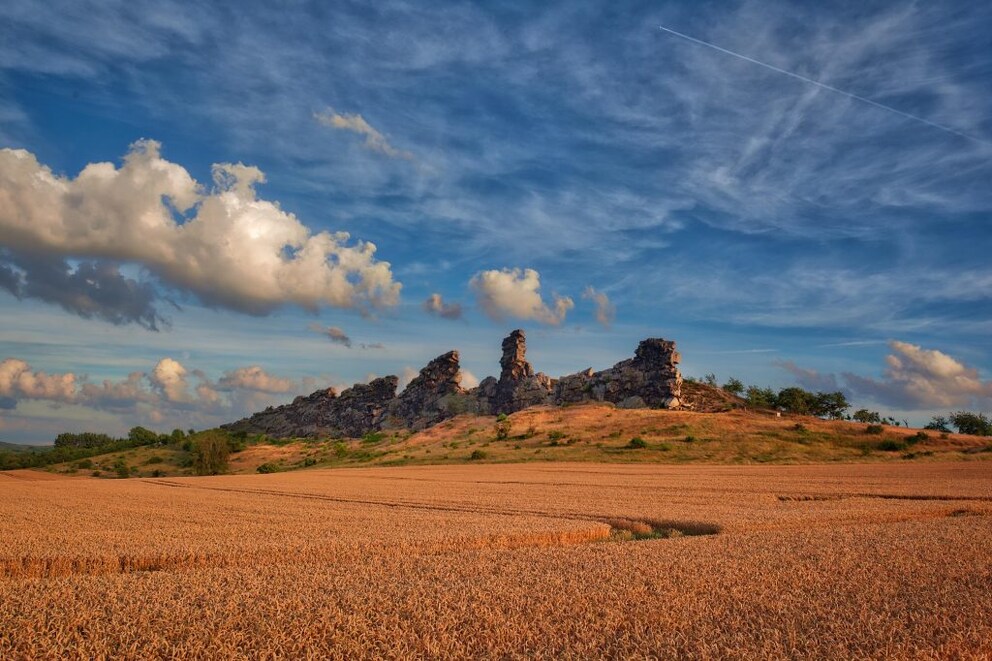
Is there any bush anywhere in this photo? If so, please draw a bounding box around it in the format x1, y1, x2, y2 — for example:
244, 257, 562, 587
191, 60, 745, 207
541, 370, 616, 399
113, 459, 131, 479
75, 458, 94, 470
362, 431, 385, 444
627, 437, 648, 449
494, 414, 511, 441
547, 430, 566, 442
191, 434, 231, 475
333, 442, 349, 458
256, 462, 280, 474
865, 425, 885, 435
907, 431, 929, 444
469, 449, 487, 461
151, 469, 166, 477
877, 439, 907, 452
144, 455, 164, 465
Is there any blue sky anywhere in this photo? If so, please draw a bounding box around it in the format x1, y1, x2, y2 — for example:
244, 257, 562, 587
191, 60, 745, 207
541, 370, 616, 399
1, 0, 990, 442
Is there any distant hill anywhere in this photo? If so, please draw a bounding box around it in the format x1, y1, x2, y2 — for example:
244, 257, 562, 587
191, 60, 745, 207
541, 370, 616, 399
0, 441, 43, 453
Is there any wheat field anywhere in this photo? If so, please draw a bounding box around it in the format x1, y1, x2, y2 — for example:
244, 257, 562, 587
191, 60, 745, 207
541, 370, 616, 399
1, 462, 991, 659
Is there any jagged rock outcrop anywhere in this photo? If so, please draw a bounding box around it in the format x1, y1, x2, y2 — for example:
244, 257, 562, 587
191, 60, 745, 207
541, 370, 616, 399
554, 338, 682, 409
224, 330, 684, 439
223, 376, 398, 439
381, 351, 467, 430
483, 330, 554, 415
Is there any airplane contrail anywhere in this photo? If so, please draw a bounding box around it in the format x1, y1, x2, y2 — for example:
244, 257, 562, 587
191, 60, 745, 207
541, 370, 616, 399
658, 25, 985, 145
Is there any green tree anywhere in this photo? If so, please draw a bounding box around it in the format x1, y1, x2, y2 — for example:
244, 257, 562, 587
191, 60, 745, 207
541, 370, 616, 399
128, 426, 159, 445
745, 386, 777, 409
703, 373, 718, 387
949, 411, 992, 436
853, 409, 882, 424
192, 434, 231, 475
494, 413, 511, 441
722, 377, 744, 396
924, 415, 951, 432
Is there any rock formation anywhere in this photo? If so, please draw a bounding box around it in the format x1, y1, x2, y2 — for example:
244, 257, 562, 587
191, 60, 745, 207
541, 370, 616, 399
224, 330, 683, 439
381, 351, 466, 430
480, 330, 554, 415
554, 338, 682, 409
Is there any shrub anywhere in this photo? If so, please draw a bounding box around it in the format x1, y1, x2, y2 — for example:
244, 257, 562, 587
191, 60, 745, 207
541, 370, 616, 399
907, 431, 929, 445
627, 437, 648, 449
877, 439, 907, 452
684, 435, 697, 443
256, 462, 280, 474
150, 469, 166, 478
469, 449, 487, 461
865, 425, 885, 435
494, 414, 511, 441
113, 459, 131, 479
547, 430, 566, 442
362, 432, 385, 444
333, 442, 349, 458
144, 455, 164, 465
75, 459, 94, 470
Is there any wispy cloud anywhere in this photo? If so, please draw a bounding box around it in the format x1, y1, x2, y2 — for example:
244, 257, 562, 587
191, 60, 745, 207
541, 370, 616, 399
423, 293, 462, 320
581, 286, 615, 328
314, 109, 414, 160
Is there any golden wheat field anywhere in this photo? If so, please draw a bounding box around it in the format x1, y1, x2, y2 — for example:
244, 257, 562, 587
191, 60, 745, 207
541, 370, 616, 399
2, 462, 991, 659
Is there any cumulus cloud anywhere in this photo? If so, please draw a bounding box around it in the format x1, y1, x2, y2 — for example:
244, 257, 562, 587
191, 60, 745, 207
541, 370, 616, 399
844, 341, 992, 410
218, 366, 295, 393
0, 356, 316, 432
470, 268, 573, 326
581, 286, 615, 328
308, 323, 352, 348
314, 109, 413, 160
0, 358, 77, 402
0, 251, 167, 330
150, 357, 191, 403
0, 140, 401, 319
423, 293, 462, 320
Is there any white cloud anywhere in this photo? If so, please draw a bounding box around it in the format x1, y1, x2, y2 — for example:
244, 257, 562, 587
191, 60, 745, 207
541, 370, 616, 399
470, 268, 573, 326
0, 355, 316, 434
844, 341, 992, 410
0, 140, 401, 316
217, 366, 295, 393
423, 293, 462, 320
398, 366, 419, 390
0, 358, 76, 402
314, 109, 413, 160
581, 286, 615, 328
150, 357, 191, 403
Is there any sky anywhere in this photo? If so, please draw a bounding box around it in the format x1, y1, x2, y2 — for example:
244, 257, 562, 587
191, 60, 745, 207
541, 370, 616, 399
1, 0, 990, 443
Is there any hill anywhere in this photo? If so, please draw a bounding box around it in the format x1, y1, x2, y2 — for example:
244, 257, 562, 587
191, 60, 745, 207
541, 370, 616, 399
35, 400, 992, 479
0, 441, 41, 453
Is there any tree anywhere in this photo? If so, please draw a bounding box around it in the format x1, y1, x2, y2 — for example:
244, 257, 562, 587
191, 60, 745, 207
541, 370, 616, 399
722, 377, 744, 396
494, 413, 511, 441
192, 434, 231, 475
703, 373, 718, 387
777, 387, 813, 415
949, 411, 992, 436
853, 409, 882, 424
924, 415, 951, 432
812, 391, 849, 419
128, 426, 159, 445
745, 386, 777, 409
